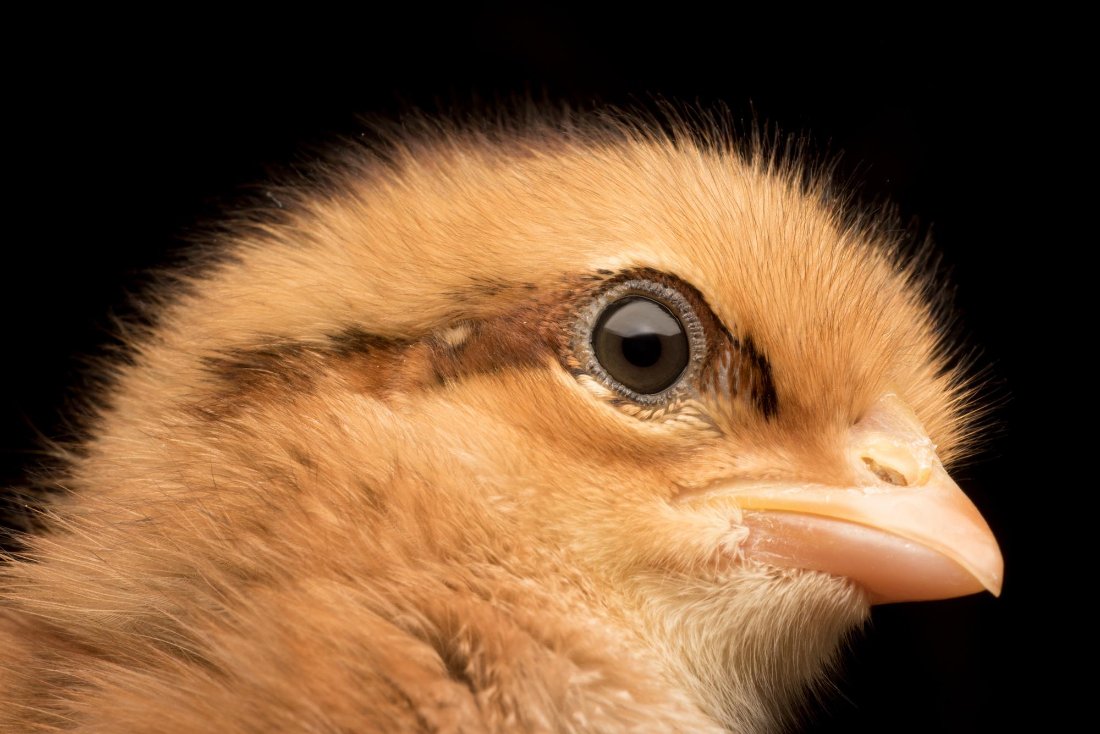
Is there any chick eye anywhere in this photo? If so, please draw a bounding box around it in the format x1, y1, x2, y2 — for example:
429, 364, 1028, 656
592, 296, 690, 394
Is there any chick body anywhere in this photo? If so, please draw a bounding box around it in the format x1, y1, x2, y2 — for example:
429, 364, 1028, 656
1, 116, 992, 732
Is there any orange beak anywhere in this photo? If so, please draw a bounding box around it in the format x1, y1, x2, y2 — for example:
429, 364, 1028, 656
684, 394, 1003, 604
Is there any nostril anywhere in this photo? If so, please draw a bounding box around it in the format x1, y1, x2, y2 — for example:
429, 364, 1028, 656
862, 456, 908, 486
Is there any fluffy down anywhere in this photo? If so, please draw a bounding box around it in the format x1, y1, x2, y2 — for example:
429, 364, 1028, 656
1, 112, 980, 732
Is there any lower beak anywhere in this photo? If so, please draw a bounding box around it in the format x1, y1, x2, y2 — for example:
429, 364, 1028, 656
683, 394, 1003, 604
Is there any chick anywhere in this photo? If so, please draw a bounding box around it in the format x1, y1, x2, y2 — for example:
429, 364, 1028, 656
0, 114, 1002, 733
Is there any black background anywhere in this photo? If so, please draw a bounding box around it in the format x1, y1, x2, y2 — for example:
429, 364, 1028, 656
4, 15, 1065, 732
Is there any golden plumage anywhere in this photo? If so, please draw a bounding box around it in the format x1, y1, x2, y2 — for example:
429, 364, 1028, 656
0, 113, 1001, 732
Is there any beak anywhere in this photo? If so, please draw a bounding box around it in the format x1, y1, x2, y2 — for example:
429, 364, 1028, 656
685, 394, 1004, 604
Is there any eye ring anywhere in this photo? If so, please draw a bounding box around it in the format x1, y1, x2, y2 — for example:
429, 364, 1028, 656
575, 277, 706, 405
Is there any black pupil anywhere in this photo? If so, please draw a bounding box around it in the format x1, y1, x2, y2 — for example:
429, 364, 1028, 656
622, 333, 662, 367
592, 296, 689, 395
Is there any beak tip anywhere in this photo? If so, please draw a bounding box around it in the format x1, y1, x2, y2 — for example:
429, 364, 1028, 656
986, 567, 1004, 598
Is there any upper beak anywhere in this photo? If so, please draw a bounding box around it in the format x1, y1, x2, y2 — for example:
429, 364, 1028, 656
683, 394, 1004, 604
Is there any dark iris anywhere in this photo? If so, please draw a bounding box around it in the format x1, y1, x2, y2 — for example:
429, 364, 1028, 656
592, 296, 689, 394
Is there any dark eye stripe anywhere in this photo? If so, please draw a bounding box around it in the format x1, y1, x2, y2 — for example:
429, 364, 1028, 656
197, 271, 778, 423
699, 331, 778, 420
